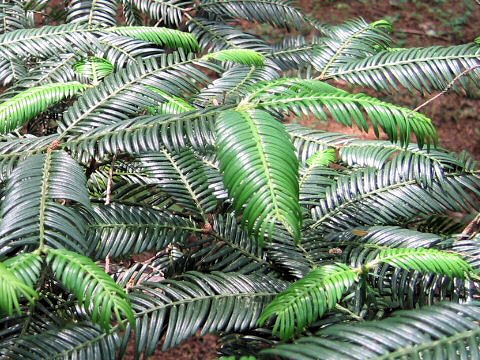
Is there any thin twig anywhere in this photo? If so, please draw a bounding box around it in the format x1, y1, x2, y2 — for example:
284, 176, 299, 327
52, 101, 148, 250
335, 304, 364, 321
105, 155, 116, 205
414, 65, 480, 112
462, 213, 480, 236
105, 253, 111, 273
396, 28, 450, 41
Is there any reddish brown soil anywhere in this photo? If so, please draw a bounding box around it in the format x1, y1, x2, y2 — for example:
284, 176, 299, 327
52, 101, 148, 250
297, 0, 480, 158
125, 334, 218, 360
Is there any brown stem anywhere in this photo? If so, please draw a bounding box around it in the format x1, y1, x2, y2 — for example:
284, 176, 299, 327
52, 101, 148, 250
105, 155, 116, 205
414, 65, 480, 112
462, 213, 480, 236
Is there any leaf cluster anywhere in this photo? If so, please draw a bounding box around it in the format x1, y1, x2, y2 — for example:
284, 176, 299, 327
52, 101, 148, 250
0, 1, 478, 359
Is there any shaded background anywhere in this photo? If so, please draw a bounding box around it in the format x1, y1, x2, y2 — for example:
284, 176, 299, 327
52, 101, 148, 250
294, 0, 480, 159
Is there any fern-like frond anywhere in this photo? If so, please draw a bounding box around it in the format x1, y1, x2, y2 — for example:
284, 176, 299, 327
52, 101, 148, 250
97, 32, 165, 68
88, 150, 225, 203
0, 134, 54, 182
0, 58, 27, 87
58, 53, 217, 137
145, 87, 195, 114
147, 97, 195, 115
0, 3, 32, 35
216, 109, 301, 243
299, 147, 339, 208
340, 140, 468, 186
66, 0, 118, 27
306, 148, 336, 167
0, 261, 37, 315
112, 246, 185, 286
197, 0, 307, 30
191, 214, 274, 274
452, 235, 480, 270
0, 313, 49, 352
0, 151, 91, 255
188, 17, 270, 52
103, 26, 199, 52
23, 0, 53, 11
0, 1, 478, 356
93, 182, 177, 212
248, 79, 437, 147
272, 36, 312, 50
261, 246, 475, 342
196, 152, 230, 201
0, 23, 198, 66
0, 23, 100, 60
287, 124, 352, 163
203, 48, 266, 66
339, 226, 474, 309
65, 109, 219, 164
74, 57, 114, 84
133, 149, 218, 218
344, 226, 446, 253
0, 82, 89, 134
311, 169, 480, 232
195, 64, 280, 106
414, 215, 466, 235
372, 248, 473, 278
288, 124, 471, 186
269, 36, 323, 71
87, 204, 198, 259
120, 0, 193, 27
122, 1, 143, 26
47, 248, 134, 330
299, 162, 338, 208
0, 322, 120, 359
263, 302, 480, 359
325, 43, 480, 93
128, 271, 286, 355
3, 252, 42, 288
316, 18, 392, 77
456, 150, 478, 171
0, 54, 80, 102
259, 264, 358, 339
264, 235, 324, 279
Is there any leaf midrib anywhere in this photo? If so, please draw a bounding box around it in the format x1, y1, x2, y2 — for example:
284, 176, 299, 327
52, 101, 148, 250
327, 53, 480, 79
373, 328, 480, 360
0, 26, 94, 47
273, 267, 357, 316
320, 22, 373, 78
53, 289, 277, 357
88, 223, 201, 232
241, 111, 283, 229
58, 57, 196, 140
310, 172, 472, 229
38, 151, 52, 250
161, 148, 207, 221
259, 94, 429, 121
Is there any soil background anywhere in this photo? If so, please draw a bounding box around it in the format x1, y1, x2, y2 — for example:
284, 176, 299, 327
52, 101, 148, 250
295, 0, 480, 157
126, 0, 480, 358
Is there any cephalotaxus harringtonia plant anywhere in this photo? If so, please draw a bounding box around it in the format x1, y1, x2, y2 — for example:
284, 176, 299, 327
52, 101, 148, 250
0, 0, 479, 359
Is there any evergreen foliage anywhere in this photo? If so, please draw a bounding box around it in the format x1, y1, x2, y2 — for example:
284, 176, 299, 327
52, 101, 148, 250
0, 1, 479, 359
